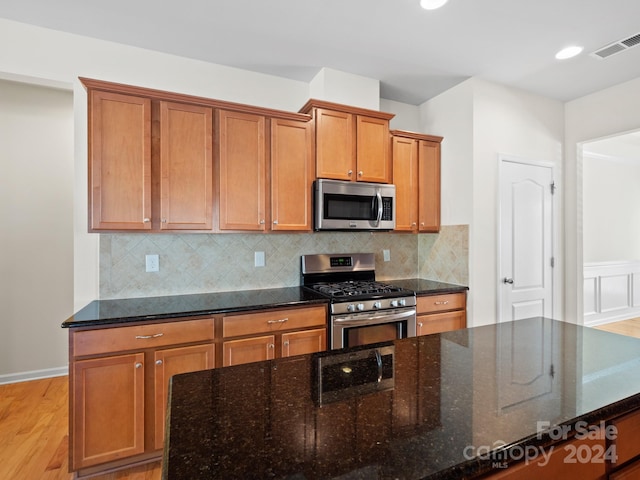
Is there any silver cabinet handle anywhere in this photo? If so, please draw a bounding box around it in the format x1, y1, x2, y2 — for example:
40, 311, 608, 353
268, 344, 275, 349
161, 218, 167, 223
267, 318, 288, 324
417, 322, 423, 327
135, 362, 143, 369
135, 333, 164, 339
283, 341, 289, 347
273, 220, 278, 225
358, 171, 363, 177
348, 170, 353, 176
143, 218, 150, 223
259, 219, 265, 225
503, 277, 514, 284
155, 359, 163, 366
434, 301, 449, 305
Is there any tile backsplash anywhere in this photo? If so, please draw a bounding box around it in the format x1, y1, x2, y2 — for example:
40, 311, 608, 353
99, 225, 469, 299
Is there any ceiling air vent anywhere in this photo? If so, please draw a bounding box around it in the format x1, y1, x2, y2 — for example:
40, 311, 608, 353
591, 32, 640, 59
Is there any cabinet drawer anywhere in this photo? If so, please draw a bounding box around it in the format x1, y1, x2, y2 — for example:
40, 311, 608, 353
223, 305, 326, 338
612, 410, 640, 466
417, 293, 466, 314
417, 310, 466, 336
73, 318, 215, 357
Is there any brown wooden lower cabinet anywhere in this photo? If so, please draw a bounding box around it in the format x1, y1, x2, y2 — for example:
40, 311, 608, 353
223, 335, 276, 366
609, 409, 640, 479
222, 305, 327, 367
416, 292, 467, 336
69, 317, 215, 475
72, 353, 146, 469
152, 343, 215, 449
483, 433, 606, 480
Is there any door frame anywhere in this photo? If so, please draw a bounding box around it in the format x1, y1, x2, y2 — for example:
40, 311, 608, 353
497, 154, 560, 323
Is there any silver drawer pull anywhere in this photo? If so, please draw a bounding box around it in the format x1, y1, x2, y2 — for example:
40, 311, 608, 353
135, 362, 143, 369
434, 301, 449, 305
135, 333, 164, 339
267, 318, 288, 324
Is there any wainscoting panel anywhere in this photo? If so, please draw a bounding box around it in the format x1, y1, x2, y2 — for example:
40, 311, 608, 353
584, 261, 640, 326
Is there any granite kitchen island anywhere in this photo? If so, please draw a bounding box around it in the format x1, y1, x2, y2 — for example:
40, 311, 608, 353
162, 318, 640, 479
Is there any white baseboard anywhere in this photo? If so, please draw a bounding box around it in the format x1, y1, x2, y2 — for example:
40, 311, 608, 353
0, 366, 68, 385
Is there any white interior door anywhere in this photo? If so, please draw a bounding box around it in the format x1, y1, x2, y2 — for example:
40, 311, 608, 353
499, 158, 554, 322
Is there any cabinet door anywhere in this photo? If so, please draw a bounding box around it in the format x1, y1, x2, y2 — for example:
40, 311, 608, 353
153, 343, 215, 449
223, 335, 275, 367
418, 140, 441, 232
416, 310, 466, 336
315, 108, 354, 180
160, 102, 213, 230
89, 91, 151, 230
282, 328, 326, 357
218, 110, 266, 230
71, 353, 145, 469
356, 115, 391, 183
392, 135, 418, 231
271, 118, 313, 231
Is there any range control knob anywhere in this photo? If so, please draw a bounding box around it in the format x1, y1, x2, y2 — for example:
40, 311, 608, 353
390, 300, 399, 307
357, 303, 365, 311
373, 301, 382, 309
399, 298, 407, 307
347, 304, 356, 313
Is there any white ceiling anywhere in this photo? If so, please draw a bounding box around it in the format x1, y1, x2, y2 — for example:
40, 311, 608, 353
2, 0, 640, 105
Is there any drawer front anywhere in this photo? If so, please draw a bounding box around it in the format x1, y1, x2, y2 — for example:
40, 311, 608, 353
612, 410, 640, 466
417, 310, 466, 336
223, 305, 327, 338
417, 293, 466, 314
73, 318, 215, 357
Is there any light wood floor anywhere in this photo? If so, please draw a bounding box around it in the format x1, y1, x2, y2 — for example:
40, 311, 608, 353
593, 317, 640, 338
0, 375, 161, 480
2, 318, 640, 480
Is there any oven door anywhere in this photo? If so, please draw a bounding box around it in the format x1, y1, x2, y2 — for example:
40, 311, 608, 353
331, 307, 416, 349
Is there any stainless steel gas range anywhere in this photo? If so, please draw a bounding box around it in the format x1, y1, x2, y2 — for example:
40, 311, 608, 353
301, 253, 417, 349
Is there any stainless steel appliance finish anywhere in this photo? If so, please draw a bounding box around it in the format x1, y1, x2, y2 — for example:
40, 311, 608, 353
314, 179, 396, 231
301, 253, 416, 349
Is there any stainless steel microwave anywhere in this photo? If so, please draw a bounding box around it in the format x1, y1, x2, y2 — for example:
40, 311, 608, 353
314, 179, 396, 231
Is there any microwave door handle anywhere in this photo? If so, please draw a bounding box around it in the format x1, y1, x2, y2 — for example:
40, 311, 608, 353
375, 189, 383, 226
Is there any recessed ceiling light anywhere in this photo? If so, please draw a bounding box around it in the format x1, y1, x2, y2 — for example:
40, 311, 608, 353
555, 45, 584, 60
420, 0, 449, 10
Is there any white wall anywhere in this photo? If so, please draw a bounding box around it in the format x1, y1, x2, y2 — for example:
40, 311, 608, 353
0, 80, 73, 381
421, 78, 564, 327
0, 18, 312, 315
565, 76, 640, 324
582, 154, 640, 262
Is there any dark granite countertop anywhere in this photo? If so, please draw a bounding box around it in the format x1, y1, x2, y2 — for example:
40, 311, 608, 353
61, 279, 468, 328
162, 318, 640, 479
388, 278, 468, 296
61, 287, 328, 328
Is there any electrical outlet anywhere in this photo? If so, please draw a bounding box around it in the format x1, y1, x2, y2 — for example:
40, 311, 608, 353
254, 251, 265, 267
383, 249, 391, 262
145, 254, 159, 272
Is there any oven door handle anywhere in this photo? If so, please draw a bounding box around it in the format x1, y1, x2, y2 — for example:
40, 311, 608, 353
333, 308, 416, 327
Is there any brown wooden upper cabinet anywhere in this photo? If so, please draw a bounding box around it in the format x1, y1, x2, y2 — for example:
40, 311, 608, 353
391, 130, 443, 233
217, 111, 314, 232
159, 101, 213, 230
300, 100, 394, 184
86, 82, 213, 232
88, 90, 152, 231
